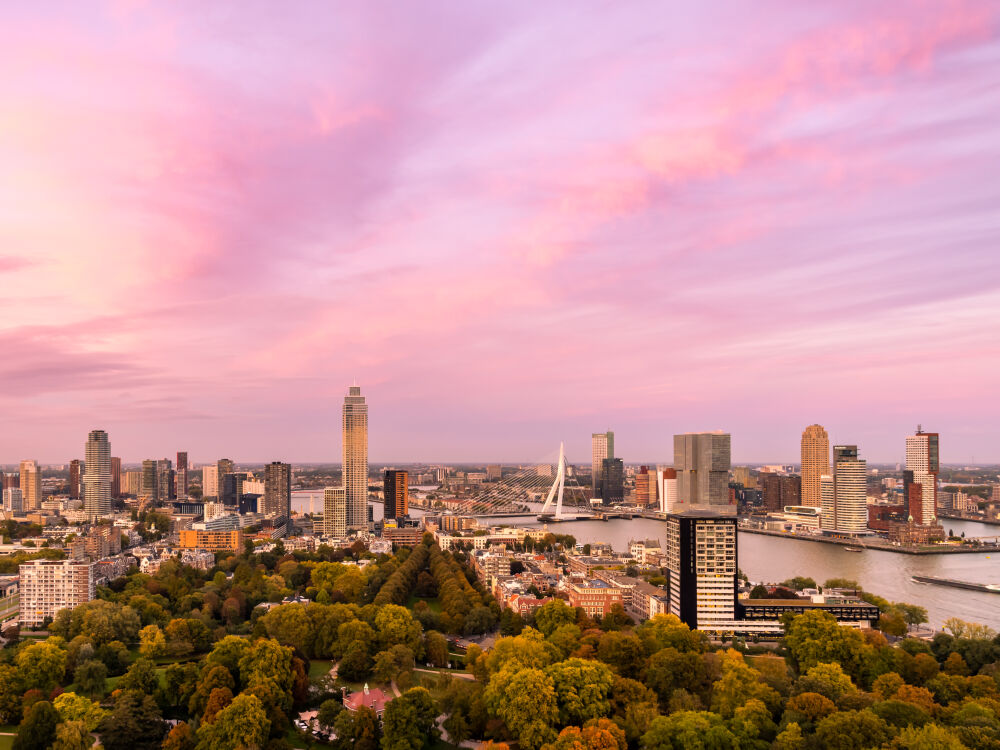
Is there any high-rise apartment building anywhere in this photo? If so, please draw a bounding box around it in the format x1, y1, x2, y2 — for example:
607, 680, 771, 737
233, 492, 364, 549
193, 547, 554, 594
217, 458, 235, 479
486, 465, 502, 482
800, 425, 830, 508
69, 459, 82, 500
220, 473, 245, 507
141, 460, 158, 502
820, 445, 867, 532
176, 452, 188, 498
634, 467, 656, 506
19, 559, 95, 626
657, 468, 678, 513
383, 470, 408, 520
342, 385, 369, 528
732, 466, 755, 490
666, 511, 738, 631
591, 431, 614, 498
599, 458, 624, 505
110, 457, 121, 499
905, 428, 939, 526
122, 470, 142, 497
83, 430, 112, 521
157, 458, 174, 502
19, 460, 41, 511
3, 488, 22, 513
760, 473, 801, 512
203, 465, 219, 498
673, 432, 732, 513
320, 486, 347, 538
263, 462, 292, 518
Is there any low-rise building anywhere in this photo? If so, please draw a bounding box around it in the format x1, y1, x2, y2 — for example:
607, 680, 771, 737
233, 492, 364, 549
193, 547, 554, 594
472, 550, 511, 584
178, 529, 244, 552
567, 578, 623, 619
344, 685, 393, 719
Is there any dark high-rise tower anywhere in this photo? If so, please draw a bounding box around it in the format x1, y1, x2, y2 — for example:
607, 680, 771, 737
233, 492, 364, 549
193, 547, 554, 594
599, 458, 624, 505
263, 462, 292, 519
383, 470, 409, 519
110, 457, 121, 498
141, 460, 157, 502
69, 459, 82, 500
176, 452, 188, 498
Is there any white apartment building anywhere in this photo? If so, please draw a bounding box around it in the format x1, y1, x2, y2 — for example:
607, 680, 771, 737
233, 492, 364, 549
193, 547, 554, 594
19, 559, 95, 626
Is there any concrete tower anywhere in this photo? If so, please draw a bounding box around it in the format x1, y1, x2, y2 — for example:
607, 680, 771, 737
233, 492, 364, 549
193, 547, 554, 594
800, 424, 830, 508
673, 432, 732, 513
83, 430, 112, 521
342, 385, 369, 528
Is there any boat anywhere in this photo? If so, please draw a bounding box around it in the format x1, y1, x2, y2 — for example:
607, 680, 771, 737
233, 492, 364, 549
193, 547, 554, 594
911, 575, 1000, 594
843, 546, 863, 552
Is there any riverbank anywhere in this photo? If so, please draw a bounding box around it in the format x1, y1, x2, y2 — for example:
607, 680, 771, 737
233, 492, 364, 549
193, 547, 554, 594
939, 511, 1000, 527
738, 526, 1000, 555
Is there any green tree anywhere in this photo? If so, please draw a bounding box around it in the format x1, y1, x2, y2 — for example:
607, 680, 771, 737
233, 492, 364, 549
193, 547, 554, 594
793, 662, 857, 704
485, 667, 559, 749
74, 658, 107, 698
334, 704, 380, 750
138, 624, 168, 659
375, 605, 424, 655
483, 629, 552, 674
596, 631, 646, 680
259, 603, 315, 655
709, 651, 780, 719
99, 691, 167, 750
16, 641, 67, 692
381, 687, 439, 750
118, 657, 159, 695
53, 692, 108, 731
783, 611, 870, 681
339, 642, 374, 682
374, 645, 416, 685
534, 600, 578, 637
50, 720, 91, 750
640, 711, 738, 750
195, 693, 270, 750
890, 724, 966, 750
636, 613, 706, 655
0, 664, 23, 723
813, 709, 892, 750
317, 698, 343, 728
772, 722, 805, 750
424, 630, 449, 667
12, 700, 59, 750
728, 698, 777, 748
644, 647, 708, 704
545, 658, 615, 726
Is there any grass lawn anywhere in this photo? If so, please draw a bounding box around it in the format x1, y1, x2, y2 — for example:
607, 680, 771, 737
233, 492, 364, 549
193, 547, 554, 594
0, 734, 14, 750
308, 659, 333, 679
407, 594, 442, 613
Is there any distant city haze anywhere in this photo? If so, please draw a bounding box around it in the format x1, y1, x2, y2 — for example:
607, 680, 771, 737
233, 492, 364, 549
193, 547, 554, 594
3, 3, 1000, 464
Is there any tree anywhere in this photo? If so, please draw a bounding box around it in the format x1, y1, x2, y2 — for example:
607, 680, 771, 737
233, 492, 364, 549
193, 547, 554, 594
783, 611, 870, 681
374, 645, 416, 685
709, 651, 780, 719
334, 704, 380, 750
729, 698, 777, 748
74, 658, 107, 698
813, 709, 892, 750
139, 624, 168, 659
596, 631, 645, 680
50, 720, 92, 750
0, 664, 22, 724
644, 647, 708, 704
375, 605, 424, 655
793, 662, 857, 704
534, 600, 577, 637
12, 700, 59, 750
203, 687, 234, 723
772, 722, 805, 750
943, 618, 996, 640
546, 658, 615, 726
890, 724, 967, 750
547, 720, 627, 750
195, 693, 270, 750
640, 711, 738, 750
485, 667, 559, 749
53, 692, 107, 731
119, 657, 159, 695
339, 642, 374, 682
162, 722, 196, 750
636, 614, 706, 655
381, 687, 439, 750
749, 585, 769, 599
16, 641, 67, 693
317, 698, 343, 728
99, 692, 167, 750
424, 630, 449, 667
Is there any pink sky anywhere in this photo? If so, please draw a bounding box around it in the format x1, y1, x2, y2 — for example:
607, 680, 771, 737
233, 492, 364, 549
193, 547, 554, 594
2, 1, 1000, 465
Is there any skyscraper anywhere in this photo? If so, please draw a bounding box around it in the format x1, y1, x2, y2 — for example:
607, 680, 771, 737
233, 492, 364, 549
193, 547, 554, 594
19, 460, 41, 511
321, 486, 347, 538
673, 432, 732, 513
203, 465, 219, 498
83, 430, 111, 521
176, 452, 188, 498
342, 385, 369, 528
599, 458, 624, 505
905, 428, 939, 526
263, 462, 292, 518
141, 460, 158, 502
591, 431, 614, 497
69, 459, 82, 500
800, 424, 830, 508
820, 445, 867, 532
383, 470, 408, 520
657, 468, 678, 513
666, 511, 738, 631
157, 459, 174, 502
217, 458, 235, 480
110, 457, 121, 499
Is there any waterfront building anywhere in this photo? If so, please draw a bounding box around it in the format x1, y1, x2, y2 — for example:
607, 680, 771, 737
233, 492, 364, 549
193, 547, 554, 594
760, 473, 801, 512
263, 461, 292, 519
906, 428, 939, 526
820, 445, 867, 532
203, 465, 219, 498
634, 466, 657, 506
800, 424, 830, 508
599, 458, 624, 505
176, 451, 188, 497
673, 432, 732, 512
342, 385, 369, 528
666, 511, 738, 631
110, 457, 121, 498
383, 469, 408, 519
19, 559, 95, 626
69, 459, 82, 500
657, 468, 678, 513
591, 431, 614, 498
83, 430, 112, 521
320, 487, 347, 537
19, 460, 41, 511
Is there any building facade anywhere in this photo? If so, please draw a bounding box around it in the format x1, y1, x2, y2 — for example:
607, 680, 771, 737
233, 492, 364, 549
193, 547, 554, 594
666, 511, 737, 630
19, 460, 41, 511
83, 430, 112, 521
383, 470, 408, 519
591, 431, 614, 498
800, 424, 830, 508
69, 459, 82, 500
820, 445, 867, 532
176, 451, 188, 498
599, 458, 624, 505
342, 385, 369, 528
19, 559, 95, 626
320, 486, 347, 538
673, 432, 732, 512
110, 457, 121, 499
178, 529, 244, 551
203, 465, 219, 498
905, 429, 939, 526
263, 462, 292, 519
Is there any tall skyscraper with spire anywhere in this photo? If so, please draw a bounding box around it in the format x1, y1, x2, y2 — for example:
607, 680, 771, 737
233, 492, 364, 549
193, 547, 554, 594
800, 424, 830, 508
342, 385, 369, 528
83, 430, 112, 521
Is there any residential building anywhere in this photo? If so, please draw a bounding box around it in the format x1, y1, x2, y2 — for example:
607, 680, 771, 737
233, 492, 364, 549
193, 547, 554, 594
69, 459, 82, 500
905, 428, 939, 525
19, 460, 41, 511
382, 526, 424, 547
343, 385, 369, 528
673, 432, 732, 512
760, 473, 801, 513
591, 431, 614, 498
319, 487, 347, 538
820, 445, 867, 533
19, 559, 95, 626
487, 465, 502, 481
599, 458, 624, 505
3, 488, 22, 513
85, 525, 122, 559
657, 468, 678, 513
263, 462, 292, 519
157, 458, 174, 502
666, 511, 737, 631
203, 465, 219, 498
634, 466, 656, 506
0, 576, 18, 627
83, 430, 112, 521
801, 424, 830, 508
141, 460, 158, 502
383, 469, 409, 519
472, 550, 512, 584
176, 452, 188, 497
178, 529, 244, 552
567, 578, 624, 619
122, 470, 141, 497
110, 457, 121, 498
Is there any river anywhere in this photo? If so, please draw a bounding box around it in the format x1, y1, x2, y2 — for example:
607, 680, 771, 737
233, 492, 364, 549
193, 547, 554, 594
290, 492, 999, 629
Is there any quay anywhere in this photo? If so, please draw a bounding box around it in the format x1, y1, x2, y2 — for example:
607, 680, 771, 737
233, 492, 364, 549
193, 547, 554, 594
738, 526, 1000, 555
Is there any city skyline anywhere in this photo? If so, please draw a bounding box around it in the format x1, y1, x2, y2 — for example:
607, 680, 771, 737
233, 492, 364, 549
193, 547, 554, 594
3, 4, 1000, 462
